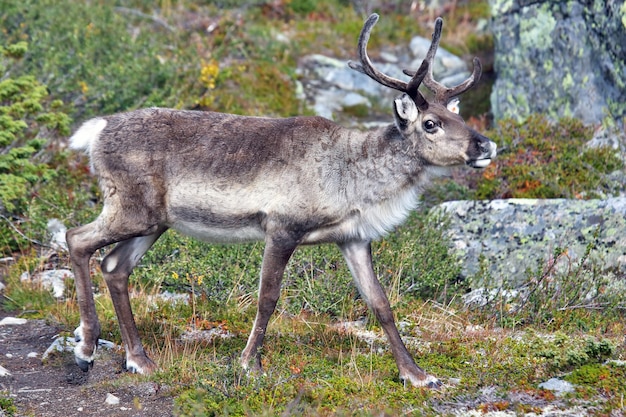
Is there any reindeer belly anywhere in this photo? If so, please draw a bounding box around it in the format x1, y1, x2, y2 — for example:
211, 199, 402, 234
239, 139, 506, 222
168, 206, 266, 243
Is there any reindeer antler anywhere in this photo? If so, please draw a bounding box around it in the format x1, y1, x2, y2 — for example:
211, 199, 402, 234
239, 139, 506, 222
348, 14, 429, 108
403, 18, 482, 104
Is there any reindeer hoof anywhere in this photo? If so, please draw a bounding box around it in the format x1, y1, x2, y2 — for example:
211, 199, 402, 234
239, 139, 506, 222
124, 361, 140, 374
426, 379, 443, 389
74, 341, 97, 373
401, 373, 442, 389
240, 356, 264, 377
124, 355, 157, 375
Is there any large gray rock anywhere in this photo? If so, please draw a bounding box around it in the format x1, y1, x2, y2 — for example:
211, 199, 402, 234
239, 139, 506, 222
297, 34, 470, 123
489, 0, 626, 125
435, 198, 626, 285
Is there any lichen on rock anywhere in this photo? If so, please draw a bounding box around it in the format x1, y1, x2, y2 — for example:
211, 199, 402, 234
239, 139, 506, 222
434, 198, 626, 286
489, 0, 626, 126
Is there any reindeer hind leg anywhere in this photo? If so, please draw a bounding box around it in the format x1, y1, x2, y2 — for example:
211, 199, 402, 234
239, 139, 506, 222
100, 226, 168, 374
66, 201, 165, 373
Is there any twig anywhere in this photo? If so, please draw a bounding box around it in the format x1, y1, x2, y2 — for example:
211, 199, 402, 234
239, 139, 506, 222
0, 214, 51, 249
114, 7, 175, 32
558, 303, 608, 311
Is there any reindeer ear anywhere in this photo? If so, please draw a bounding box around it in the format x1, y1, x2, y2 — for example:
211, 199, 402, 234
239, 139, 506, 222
447, 98, 460, 115
394, 94, 419, 123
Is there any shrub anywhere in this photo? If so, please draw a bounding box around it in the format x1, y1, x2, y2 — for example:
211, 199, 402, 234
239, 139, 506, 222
473, 115, 623, 200
429, 115, 624, 204
0, 41, 71, 254
0, 0, 182, 117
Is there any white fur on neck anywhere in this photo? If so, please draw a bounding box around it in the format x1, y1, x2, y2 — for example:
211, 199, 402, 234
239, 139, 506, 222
351, 166, 449, 241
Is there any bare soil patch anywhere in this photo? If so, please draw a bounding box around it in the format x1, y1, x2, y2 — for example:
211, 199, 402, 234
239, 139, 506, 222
0, 311, 174, 417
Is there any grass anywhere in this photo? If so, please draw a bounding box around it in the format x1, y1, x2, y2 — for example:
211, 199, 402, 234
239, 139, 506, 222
0, 394, 17, 417
2, 204, 625, 415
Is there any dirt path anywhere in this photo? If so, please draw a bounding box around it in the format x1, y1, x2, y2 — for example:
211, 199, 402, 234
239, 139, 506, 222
0, 312, 174, 417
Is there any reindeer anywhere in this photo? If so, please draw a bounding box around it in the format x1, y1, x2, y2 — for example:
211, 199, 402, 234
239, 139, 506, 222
66, 14, 496, 388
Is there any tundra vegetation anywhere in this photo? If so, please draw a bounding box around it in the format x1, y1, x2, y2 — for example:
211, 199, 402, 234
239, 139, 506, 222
0, 1, 624, 416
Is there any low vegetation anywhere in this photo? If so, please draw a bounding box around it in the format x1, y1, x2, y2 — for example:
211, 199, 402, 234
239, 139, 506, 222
1, 0, 624, 416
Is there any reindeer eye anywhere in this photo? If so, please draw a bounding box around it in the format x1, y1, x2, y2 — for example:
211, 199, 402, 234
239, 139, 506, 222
423, 120, 438, 133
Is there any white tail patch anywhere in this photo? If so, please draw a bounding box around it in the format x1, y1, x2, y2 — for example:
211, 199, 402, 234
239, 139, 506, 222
69, 118, 107, 155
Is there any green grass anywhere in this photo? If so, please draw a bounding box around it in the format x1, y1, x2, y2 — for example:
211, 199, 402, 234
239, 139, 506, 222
0, 394, 17, 417
2, 204, 625, 415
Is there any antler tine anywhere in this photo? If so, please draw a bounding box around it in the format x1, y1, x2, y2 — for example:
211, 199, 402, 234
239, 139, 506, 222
422, 18, 449, 102
403, 18, 483, 103
406, 59, 429, 99
348, 14, 409, 93
444, 57, 482, 99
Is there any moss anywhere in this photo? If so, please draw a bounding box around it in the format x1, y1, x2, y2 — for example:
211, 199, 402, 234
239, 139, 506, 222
565, 362, 626, 412
0, 395, 17, 417
543, 59, 553, 72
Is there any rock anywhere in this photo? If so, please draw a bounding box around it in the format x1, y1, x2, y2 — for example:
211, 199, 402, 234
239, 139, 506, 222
408, 36, 468, 81
298, 32, 470, 122
538, 378, 575, 395
0, 364, 11, 377
47, 218, 68, 252
179, 327, 234, 343
20, 269, 74, 299
435, 198, 626, 285
105, 393, 120, 405
489, 0, 626, 126
0, 317, 28, 326
42, 336, 117, 360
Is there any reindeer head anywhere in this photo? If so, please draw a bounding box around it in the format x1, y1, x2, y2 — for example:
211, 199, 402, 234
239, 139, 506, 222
348, 14, 497, 169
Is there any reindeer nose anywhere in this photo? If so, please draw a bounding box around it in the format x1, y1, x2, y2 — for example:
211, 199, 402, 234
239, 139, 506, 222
476, 134, 496, 156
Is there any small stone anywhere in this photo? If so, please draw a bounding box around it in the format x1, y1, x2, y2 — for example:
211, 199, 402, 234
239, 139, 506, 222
538, 378, 575, 395
47, 218, 68, 251
27, 352, 38, 358
341, 92, 370, 108
448, 377, 461, 385
105, 393, 120, 405
0, 365, 11, 377
0, 317, 28, 326
21, 270, 73, 299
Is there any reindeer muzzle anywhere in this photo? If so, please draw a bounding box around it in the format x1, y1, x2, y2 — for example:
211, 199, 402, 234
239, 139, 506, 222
467, 139, 497, 169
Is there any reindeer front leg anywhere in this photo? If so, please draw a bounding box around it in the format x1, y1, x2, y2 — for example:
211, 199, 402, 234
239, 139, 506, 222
240, 232, 298, 372
338, 240, 442, 388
